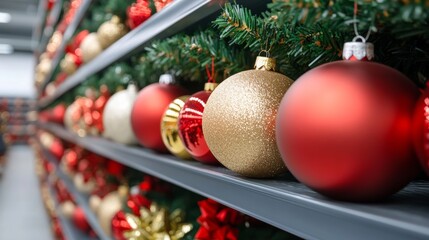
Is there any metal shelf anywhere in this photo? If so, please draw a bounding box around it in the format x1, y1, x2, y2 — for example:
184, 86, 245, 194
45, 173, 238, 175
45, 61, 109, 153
39, 139, 111, 240
38, 0, 227, 108
38, 122, 429, 240
39, 0, 93, 93
47, 178, 98, 240
37, 0, 64, 55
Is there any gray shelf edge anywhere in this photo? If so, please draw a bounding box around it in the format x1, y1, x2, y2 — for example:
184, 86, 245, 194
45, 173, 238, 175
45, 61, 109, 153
38, 140, 111, 240
38, 122, 429, 240
47, 178, 98, 240
38, 0, 222, 108
32, 0, 48, 53
39, 0, 93, 93
37, 0, 64, 55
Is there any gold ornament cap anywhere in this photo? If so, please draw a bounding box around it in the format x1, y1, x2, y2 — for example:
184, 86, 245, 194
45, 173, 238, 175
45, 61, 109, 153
342, 36, 374, 61
159, 73, 176, 85
254, 56, 276, 71
204, 82, 218, 91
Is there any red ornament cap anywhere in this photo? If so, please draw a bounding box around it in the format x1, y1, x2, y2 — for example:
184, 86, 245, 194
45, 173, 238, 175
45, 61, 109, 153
342, 36, 374, 61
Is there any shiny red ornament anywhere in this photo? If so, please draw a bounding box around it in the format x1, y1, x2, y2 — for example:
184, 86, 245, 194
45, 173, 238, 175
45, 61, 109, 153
106, 160, 124, 177
276, 42, 421, 201
50, 139, 64, 160
131, 79, 188, 152
50, 103, 66, 125
72, 207, 91, 232
412, 82, 429, 176
111, 211, 132, 240
92, 85, 110, 133
126, 0, 152, 30
178, 88, 218, 164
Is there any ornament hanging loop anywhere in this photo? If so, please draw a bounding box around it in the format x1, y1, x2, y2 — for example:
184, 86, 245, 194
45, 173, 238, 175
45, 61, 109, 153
352, 35, 366, 43
205, 56, 218, 91
352, 0, 372, 41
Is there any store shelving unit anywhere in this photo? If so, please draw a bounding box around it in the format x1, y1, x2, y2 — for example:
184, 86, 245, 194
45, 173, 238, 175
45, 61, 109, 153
39, 122, 429, 240
47, 180, 98, 240
38, 0, 268, 108
37, 0, 64, 55
34, 0, 429, 239
39, 0, 93, 92
40, 140, 109, 240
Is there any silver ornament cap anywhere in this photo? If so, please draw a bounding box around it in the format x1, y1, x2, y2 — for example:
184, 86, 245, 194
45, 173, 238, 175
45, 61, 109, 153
342, 36, 374, 61
159, 73, 176, 85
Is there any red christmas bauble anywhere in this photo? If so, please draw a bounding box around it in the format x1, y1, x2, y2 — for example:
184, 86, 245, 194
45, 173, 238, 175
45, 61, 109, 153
126, 0, 152, 30
131, 81, 188, 152
50, 104, 66, 125
178, 89, 218, 164
276, 60, 420, 201
412, 82, 429, 176
50, 139, 64, 160
73, 207, 91, 232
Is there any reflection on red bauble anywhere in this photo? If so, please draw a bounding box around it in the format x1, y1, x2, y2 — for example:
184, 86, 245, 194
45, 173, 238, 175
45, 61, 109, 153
276, 60, 420, 201
131, 79, 188, 152
413, 82, 429, 176
178, 87, 218, 164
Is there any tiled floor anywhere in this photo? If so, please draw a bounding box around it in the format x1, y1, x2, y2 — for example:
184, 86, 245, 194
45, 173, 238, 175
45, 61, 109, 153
0, 145, 53, 240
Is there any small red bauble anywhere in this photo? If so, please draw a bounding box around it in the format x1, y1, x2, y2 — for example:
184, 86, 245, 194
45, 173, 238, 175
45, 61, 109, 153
412, 82, 429, 176
178, 83, 218, 164
72, 207, 91, 232
126, 0, 152, 30
276, 41, 421, 201
131, 75, 188, 152
50, 103, 66, 125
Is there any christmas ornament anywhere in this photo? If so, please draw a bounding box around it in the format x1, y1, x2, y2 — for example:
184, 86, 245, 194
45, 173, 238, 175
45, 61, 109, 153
60, 52, 82, 75
131, 74, 188, 152
50, 138, 64, 160
92, 85, 110, 134
161, 95, 192, 159
196, 198, 244, 240
126, 0, 152, 30
89, 195, 102, 213
413, 81, 429, 176
73, 207, 91, 232
203, 56, 293, 177
48, 103, 66, 125
64, 101, 78, 131
276, 39, 420, 201
97, 186, 128, 236
60, 200, 76, 219
115, 203, 193, 240
154, 0, 174, 12
179, 82, 218, 164
73, 173, 96, 194
103, 84, 138, 145
80, 33, 103, 63
97, 16, 127, 49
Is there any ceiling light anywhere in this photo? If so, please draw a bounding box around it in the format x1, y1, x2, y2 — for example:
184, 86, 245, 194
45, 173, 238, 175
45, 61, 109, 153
0, 12, 11, 23
0, 44, 14, 54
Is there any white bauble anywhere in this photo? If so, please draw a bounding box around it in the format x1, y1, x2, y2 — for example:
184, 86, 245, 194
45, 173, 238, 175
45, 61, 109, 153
80, 33, 103, 63
103, 84, 138, 145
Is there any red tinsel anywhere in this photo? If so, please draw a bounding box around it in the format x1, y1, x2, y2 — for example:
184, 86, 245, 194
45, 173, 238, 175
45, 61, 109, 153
195, 199, 244, 240
126, 0, 152, 30
112, 211, 133, 240
154, 0, 174, 12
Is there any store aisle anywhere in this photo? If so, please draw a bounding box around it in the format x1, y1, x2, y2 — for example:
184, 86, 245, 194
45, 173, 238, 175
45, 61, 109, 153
0, 145, 53, 240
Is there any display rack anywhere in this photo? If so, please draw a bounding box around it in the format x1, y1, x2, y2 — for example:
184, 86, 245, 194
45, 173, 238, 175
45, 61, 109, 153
40, 140, 110, 240
38, 122, 429, 240
38, 0, 268, 108
47, 179, 98, 240
37, 0, 64, 55
39, 0, 93, 92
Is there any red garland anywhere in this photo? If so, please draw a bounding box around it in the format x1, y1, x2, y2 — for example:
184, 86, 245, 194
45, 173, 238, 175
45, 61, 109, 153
126, 0, 152, 30
195, 199, 244, 240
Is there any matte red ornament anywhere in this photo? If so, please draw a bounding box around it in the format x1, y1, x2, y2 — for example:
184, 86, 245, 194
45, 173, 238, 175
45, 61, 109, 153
276, 41, 421, 201
412, 82, 429, 176
131, 75, 188, 152
126, 0, 152, 30
50, 103, 66, 125
178, 84, 218, 164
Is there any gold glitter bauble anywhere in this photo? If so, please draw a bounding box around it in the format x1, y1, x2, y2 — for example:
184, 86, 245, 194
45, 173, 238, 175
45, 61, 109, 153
80, 32, 103, 63
97, 16, 127, 49
161, 95, 192, 159
60, 53, 78, 75
203, 57, 294, 178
